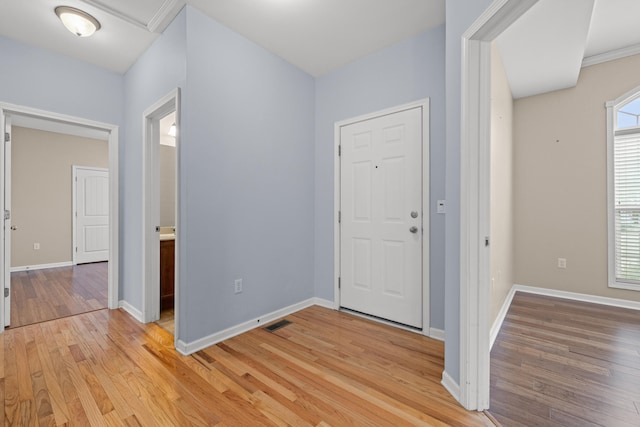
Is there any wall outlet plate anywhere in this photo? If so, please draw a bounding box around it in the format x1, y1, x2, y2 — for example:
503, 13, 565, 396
234, 279, 243, 294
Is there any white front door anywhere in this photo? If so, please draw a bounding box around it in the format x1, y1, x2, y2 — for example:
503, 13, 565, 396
340, 106, 423, 328
74, 167, 109, 264
3, 117, 11, 326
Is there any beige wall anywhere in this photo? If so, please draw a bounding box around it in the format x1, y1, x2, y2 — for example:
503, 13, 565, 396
11, 127, 108, 268
160, 145, 176, 227
490, 44, 515, 324
514, 53, 640, 302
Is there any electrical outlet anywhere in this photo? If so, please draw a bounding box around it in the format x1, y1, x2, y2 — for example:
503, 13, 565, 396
557, 258, 566, 269
33, 243, 40, 250
234, 279, 243, 294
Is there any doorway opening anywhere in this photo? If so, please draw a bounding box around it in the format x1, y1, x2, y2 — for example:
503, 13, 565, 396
142, 89, 180, 345
0, 103, 119, 332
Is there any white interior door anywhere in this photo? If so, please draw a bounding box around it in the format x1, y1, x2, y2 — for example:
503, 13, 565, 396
340, 107, 423, 328
3, 116, 11, 326
74, 166, 109, 264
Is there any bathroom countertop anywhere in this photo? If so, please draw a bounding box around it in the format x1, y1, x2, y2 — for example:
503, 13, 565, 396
160, 233, 175, 241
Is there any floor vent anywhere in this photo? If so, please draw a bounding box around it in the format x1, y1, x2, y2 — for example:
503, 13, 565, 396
264, 319, 292, 332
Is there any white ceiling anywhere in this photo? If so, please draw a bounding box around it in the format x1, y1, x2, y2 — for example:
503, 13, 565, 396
0, 0, 639, 87
0, 0, 443, 76
186, 0, 445, 77
497, 0, 640, 99
0, 0, 183, 74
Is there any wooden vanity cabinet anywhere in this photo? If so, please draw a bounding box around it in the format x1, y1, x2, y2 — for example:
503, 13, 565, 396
160, 239, 175, 311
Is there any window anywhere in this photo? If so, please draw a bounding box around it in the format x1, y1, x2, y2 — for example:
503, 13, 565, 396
607, 87, 640, 291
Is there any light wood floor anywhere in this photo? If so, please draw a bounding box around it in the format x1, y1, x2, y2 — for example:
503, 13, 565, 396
10, 262, 108, 328
156, 308, 175, 335
2, 305, 494, 426
489, 292, 640, 427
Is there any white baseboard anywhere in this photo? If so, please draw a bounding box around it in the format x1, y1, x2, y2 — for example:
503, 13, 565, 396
312, 297, 337, 310
513, 284, 640, 312
11, 261, 73, 273
118, 300, 144, 323
441, 370, 460, 402
176, 298, 318, 356
429, 327, 445, 341
490, 286, 517, 350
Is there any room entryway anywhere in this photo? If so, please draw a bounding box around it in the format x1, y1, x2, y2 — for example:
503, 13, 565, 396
338, 101, 429, 330
1, 103, 120, 332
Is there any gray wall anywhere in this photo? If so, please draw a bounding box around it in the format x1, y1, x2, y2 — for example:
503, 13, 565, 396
314, 26, 447, 329
181, 7, 315, 341
0, 37, 123, 126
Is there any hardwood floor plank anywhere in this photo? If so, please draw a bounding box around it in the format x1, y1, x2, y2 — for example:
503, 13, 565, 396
9, 263, 108, 329
490, 292, 640, 426
3, 305, 493, 426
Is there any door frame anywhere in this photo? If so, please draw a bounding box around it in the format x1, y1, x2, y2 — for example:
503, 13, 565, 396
141, 89, 180, 345
333, 99, 430, 335
0, 102, 119, 331
458, 0, 539, 410
2, 116, 10, 326
72, 166, 109, 265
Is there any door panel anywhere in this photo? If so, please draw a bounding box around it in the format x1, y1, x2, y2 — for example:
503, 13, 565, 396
340, 107, 423, 328
75, 167, 109, 264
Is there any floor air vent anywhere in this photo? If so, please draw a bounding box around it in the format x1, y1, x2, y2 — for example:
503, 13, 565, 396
264, 319, 291, 332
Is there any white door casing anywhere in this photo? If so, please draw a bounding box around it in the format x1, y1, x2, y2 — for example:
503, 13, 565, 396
0, 102, 119, 333
3, 116, 11, 326
458, 0, 539, 410
73, 166, 109, 264
339, 105, 425, 329
142, 88, 180, 347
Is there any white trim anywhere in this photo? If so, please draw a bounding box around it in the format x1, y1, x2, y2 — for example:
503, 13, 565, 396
0, 102, 119, 334
513, 284, 640, 312
606, 88, 640, 292
176, 298, 318, 356
458, 0, 539, 411
11, 262, 74, 273
118, 300, 144, 323
441, 371, 460, 403
489, 285, 517, 349
429, 327, 445, 342
147, 0, 185, 33
333, 99, 431, 334
2, 114, 11, 326
582, 43, 640, 69
312, 297, 336, 310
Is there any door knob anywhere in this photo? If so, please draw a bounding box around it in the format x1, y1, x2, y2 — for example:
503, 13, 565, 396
410, 211, 418, 218
10, 226, 16, 230
409, 226, 418, 234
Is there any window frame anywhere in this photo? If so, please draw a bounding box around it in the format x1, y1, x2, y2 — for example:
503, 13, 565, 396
607, 85, 640, 291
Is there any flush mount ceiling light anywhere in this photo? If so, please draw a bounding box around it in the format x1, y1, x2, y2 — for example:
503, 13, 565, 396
55, 6, 101, 37
168, 123, 177, 137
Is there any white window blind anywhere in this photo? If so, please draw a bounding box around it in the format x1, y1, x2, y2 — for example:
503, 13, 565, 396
613, 132, 640, 283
